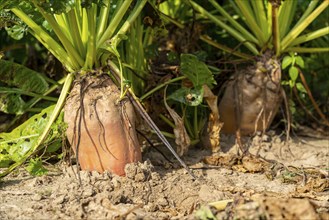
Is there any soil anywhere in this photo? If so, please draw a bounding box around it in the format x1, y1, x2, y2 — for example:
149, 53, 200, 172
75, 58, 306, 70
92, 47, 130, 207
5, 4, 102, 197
0, 132, 328, 219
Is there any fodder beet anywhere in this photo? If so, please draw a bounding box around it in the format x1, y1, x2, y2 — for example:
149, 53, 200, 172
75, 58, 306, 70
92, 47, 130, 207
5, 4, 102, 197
64, 73, 141, 176
219, 52, 282, 136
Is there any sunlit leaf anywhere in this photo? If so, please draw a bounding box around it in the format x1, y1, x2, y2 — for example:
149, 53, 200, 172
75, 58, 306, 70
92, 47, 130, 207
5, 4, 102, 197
0, 154, 12, 168
168, 86, 204, 106
295, 56, 305, 68
296, 82, 307, 93
195, 206, 216, 220
25, 157, 48, 176
289, 79, 295, 88
289, 66, 299, 81
5, 24, 26, 40
282, 56, 293, 69
289, 99, 296, 114
0, 105, 64, 166
180, 54, 216, 88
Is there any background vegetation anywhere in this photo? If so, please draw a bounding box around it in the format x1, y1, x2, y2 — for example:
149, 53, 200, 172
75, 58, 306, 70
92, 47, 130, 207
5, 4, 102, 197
0, 0, 328, 176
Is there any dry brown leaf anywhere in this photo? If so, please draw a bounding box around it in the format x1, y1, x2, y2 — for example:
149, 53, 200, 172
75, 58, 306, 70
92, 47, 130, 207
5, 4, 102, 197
203, 153, 239, 167
202, 85, 223, 153
241, 155, 268, 173
297, 176, 329, 193
256, 197, 319, 220
164, 87, 191, 156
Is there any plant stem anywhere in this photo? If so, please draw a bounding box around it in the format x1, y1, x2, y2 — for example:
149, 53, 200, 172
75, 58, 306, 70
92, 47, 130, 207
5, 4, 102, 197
281, 0, 329, 50
272, 4, 280, 56
34, 4, 84, 68
208, 0, 259, 44
96, 0, 111, 41
159, 114, 175, 128
67, 9, 85, 56
284, 47, 329, 53
290, 27, 329, 47
54, 14, 71, 42
156, 130, 176, 139
97, 0, 133, 48
200, 35, 254, 60
36, 73, 74, 149
191, 1, 259, 55
0, 88, 58, 102
81, 8, 89, 56
140, 76, 187, 101
235, 0, 266, 45
111, 0, 148, 48
292, 0, 320, 29
11, 8, 76, 72
159, 12, 254, 59
0, 73, 75, 178
193, 106, 199, 139
298, 67, 329, 126
278, 0, 297, 38
251, 0, 268, 38
109, 60, 196, 179
84, 4, 97, 69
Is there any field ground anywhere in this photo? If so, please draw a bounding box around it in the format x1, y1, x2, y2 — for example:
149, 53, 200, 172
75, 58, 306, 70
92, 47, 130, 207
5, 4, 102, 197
0, 132, 328, 219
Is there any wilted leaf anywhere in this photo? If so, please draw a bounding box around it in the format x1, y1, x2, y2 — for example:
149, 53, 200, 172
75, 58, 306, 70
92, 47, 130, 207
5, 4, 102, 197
202, 85, 222, 153
180, 54, 216, 88
164, 87, 191, 156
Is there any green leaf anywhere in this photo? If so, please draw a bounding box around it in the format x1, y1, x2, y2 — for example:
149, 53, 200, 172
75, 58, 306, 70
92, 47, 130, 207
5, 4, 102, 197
296, 82, 307, 93
23, 0, 75, 14
0, 93, 25, 114
1, 1, 46, 29
168, 86, 204, 106
281, 80, 289, 86
295, 56, 305, 68
282, 56, 293, 69
0, 10, 21, 28
0, 105, 64, 165
5, 24, 26, 40
0, 60, 49, 114
25, 158, 48, 176
289, 99, 296, 115
195, 206, 216, 220
0, 60, 49, 93
180, 54, 216, 88
45, 139, 62, 153
289, 79, 295, 88
0, 154, 12, 168
289, 66, 299, 81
